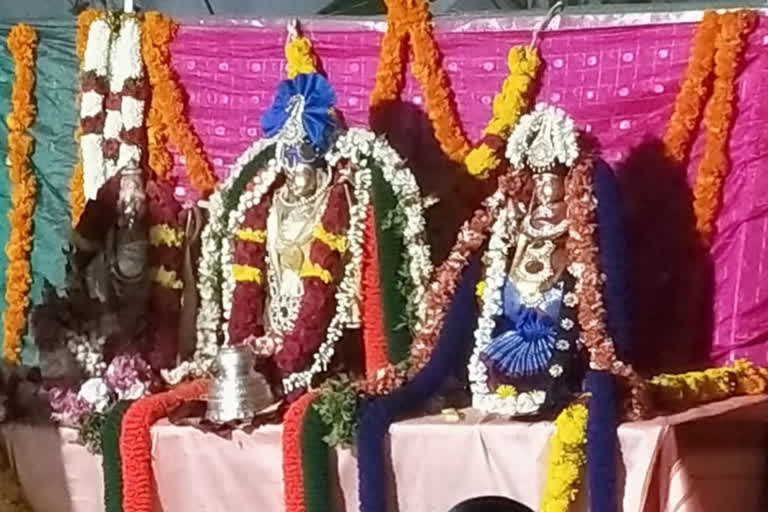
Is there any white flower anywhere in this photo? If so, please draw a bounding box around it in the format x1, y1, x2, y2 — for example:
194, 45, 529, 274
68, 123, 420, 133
549, 364, 563, 378
516, 393, 538, 415
556, 339, 570, 351
119, 381, 148, 401
78, 378, 111, 413
563, 292, 578, 308
561, 318, 575, 331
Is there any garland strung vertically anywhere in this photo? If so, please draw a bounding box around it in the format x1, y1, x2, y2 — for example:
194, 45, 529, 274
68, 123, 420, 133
370, 0, 541, 176
663, 10, 755, 241
70, 8, 102, 227
141, 12, 216, 195
2, 24, 38, 365
692, 10, 755, 241
540, 403, 588, 512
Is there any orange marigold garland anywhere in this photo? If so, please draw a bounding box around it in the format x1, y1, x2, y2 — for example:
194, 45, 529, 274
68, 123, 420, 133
283, 393, 316, 512
120, 379, 208, 512
360, 207, 390, 377
662, 11, 719, 165
371, 0, 543, 175
3, 24, 38, 365
371, 0, 470, 163
692, 10, 755, 241
141, 12, 216, 195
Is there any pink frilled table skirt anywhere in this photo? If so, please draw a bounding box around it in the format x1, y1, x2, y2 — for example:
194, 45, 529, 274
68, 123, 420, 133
3, 395, 766, 512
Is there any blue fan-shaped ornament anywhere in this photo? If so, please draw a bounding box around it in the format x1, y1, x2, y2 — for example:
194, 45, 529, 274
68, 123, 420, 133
483, 308, 557, 377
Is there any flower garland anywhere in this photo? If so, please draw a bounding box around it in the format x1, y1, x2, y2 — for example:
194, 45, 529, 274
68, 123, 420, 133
78, 15, 109, 200
141, 12, 216, 195
70, 8, 102, 227
540, 403, 588, 512
564, 152, 648, 420
285, 30, 317, 78
146, 179, 186, 369
464, 47, 541, 177
284, 392, 332, 512
371, 0, 542, 174
120, 379, 208, 512
101, 401, 132, 512
370, 0, 470, 162
2, 24, 38, 365
0, 442, 33, 512
662, 11, 719, 165
650, 359, 768, 409
692, 10, 755, 241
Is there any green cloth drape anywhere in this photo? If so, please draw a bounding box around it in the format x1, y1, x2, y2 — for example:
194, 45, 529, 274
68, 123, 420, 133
0, 20, 78, 365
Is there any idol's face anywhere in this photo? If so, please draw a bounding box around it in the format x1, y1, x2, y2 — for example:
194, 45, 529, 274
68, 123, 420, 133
531, 172, 567, 225
285, 162, 318, 198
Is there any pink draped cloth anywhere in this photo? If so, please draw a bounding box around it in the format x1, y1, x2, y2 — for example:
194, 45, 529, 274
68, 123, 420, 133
3, 395, 766, 512
167, 13, 768, 367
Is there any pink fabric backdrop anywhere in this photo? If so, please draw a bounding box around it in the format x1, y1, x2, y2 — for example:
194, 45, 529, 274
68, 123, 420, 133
167, 14, 768, 368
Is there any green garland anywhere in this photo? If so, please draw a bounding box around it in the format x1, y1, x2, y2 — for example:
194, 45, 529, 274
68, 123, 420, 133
223, 145, 276, 212
370, 164, 410, 364
313, 378, 359, 447
301, 399, 332, 512
78, 411, 106, 454
101, 401, 132, 512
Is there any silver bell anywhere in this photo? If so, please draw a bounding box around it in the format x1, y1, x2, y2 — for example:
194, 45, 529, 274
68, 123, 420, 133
204, 346, 275, 423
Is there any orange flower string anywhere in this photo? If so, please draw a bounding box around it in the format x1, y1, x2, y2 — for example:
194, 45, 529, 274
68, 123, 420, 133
3, 24, 38, 365
692, 10, 755, 241
120, 379, 208, 512
142, 12, 216, 195
283, 393, 317, 512
361, 207, 389, 377
370, 0, 470, 162
662, 11, 719, 165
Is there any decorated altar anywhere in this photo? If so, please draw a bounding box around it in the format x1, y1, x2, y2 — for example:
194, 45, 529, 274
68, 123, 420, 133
0, 3, 766, 512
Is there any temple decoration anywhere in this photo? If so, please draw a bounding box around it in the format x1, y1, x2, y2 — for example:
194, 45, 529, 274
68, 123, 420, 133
70, 8, 103, 228
141, 12, 216, 195
79, 12, 147, 201
540, 403, 588, 512
3, 24, 38, 365
162, 27, 432, 397
663, 10, 755, 241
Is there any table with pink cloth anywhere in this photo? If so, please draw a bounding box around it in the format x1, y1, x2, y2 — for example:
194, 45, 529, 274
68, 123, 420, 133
3, 395, 765, 512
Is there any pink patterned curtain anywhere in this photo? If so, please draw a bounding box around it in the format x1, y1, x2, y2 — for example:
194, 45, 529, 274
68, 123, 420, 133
168, 13, 768, 370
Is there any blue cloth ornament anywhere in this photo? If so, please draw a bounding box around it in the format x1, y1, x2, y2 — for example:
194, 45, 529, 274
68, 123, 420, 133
483, 307, 557, 377
260, 72, 337, 154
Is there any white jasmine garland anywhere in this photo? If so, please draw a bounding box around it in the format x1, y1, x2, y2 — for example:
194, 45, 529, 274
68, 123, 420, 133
468, 200, 517, 406
82, 19, 110, 75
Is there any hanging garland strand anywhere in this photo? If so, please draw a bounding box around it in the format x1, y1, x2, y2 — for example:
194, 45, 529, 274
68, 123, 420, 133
101, 401, 133, 512
141, 12, 216, 195
70, 8, 102, 227
540, 403, 588, 512
371, 0, 542, 176
2, 24, 38, 365
662, 11, 719, 165
692, 10, 755, 241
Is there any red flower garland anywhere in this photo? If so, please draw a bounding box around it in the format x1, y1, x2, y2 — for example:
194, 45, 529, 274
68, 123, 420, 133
120, 379, 208, 512
361, 206, 389, 376
283, 392, 317, 512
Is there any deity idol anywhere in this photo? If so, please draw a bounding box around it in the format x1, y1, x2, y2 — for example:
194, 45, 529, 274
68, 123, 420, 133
469, 104, 645, 418
163, 66, 432, 405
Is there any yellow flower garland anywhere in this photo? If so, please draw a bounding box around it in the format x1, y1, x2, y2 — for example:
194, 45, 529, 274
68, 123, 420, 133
232, 264, 263, 284
650, 359, 767, 409
540, 403, 588, 512
236, 228, 267, 243
149, 224, 184, 248
285, 34, 317, 77
313, 224, 347, 253
3, 24, 38, 365
152, 266, 183, 289
299, 261, 333, 284
465, 46, 541, 178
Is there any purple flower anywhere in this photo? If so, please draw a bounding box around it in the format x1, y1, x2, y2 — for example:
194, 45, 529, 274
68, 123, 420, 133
48, 387, 90, 427
104, 353, 152, 400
